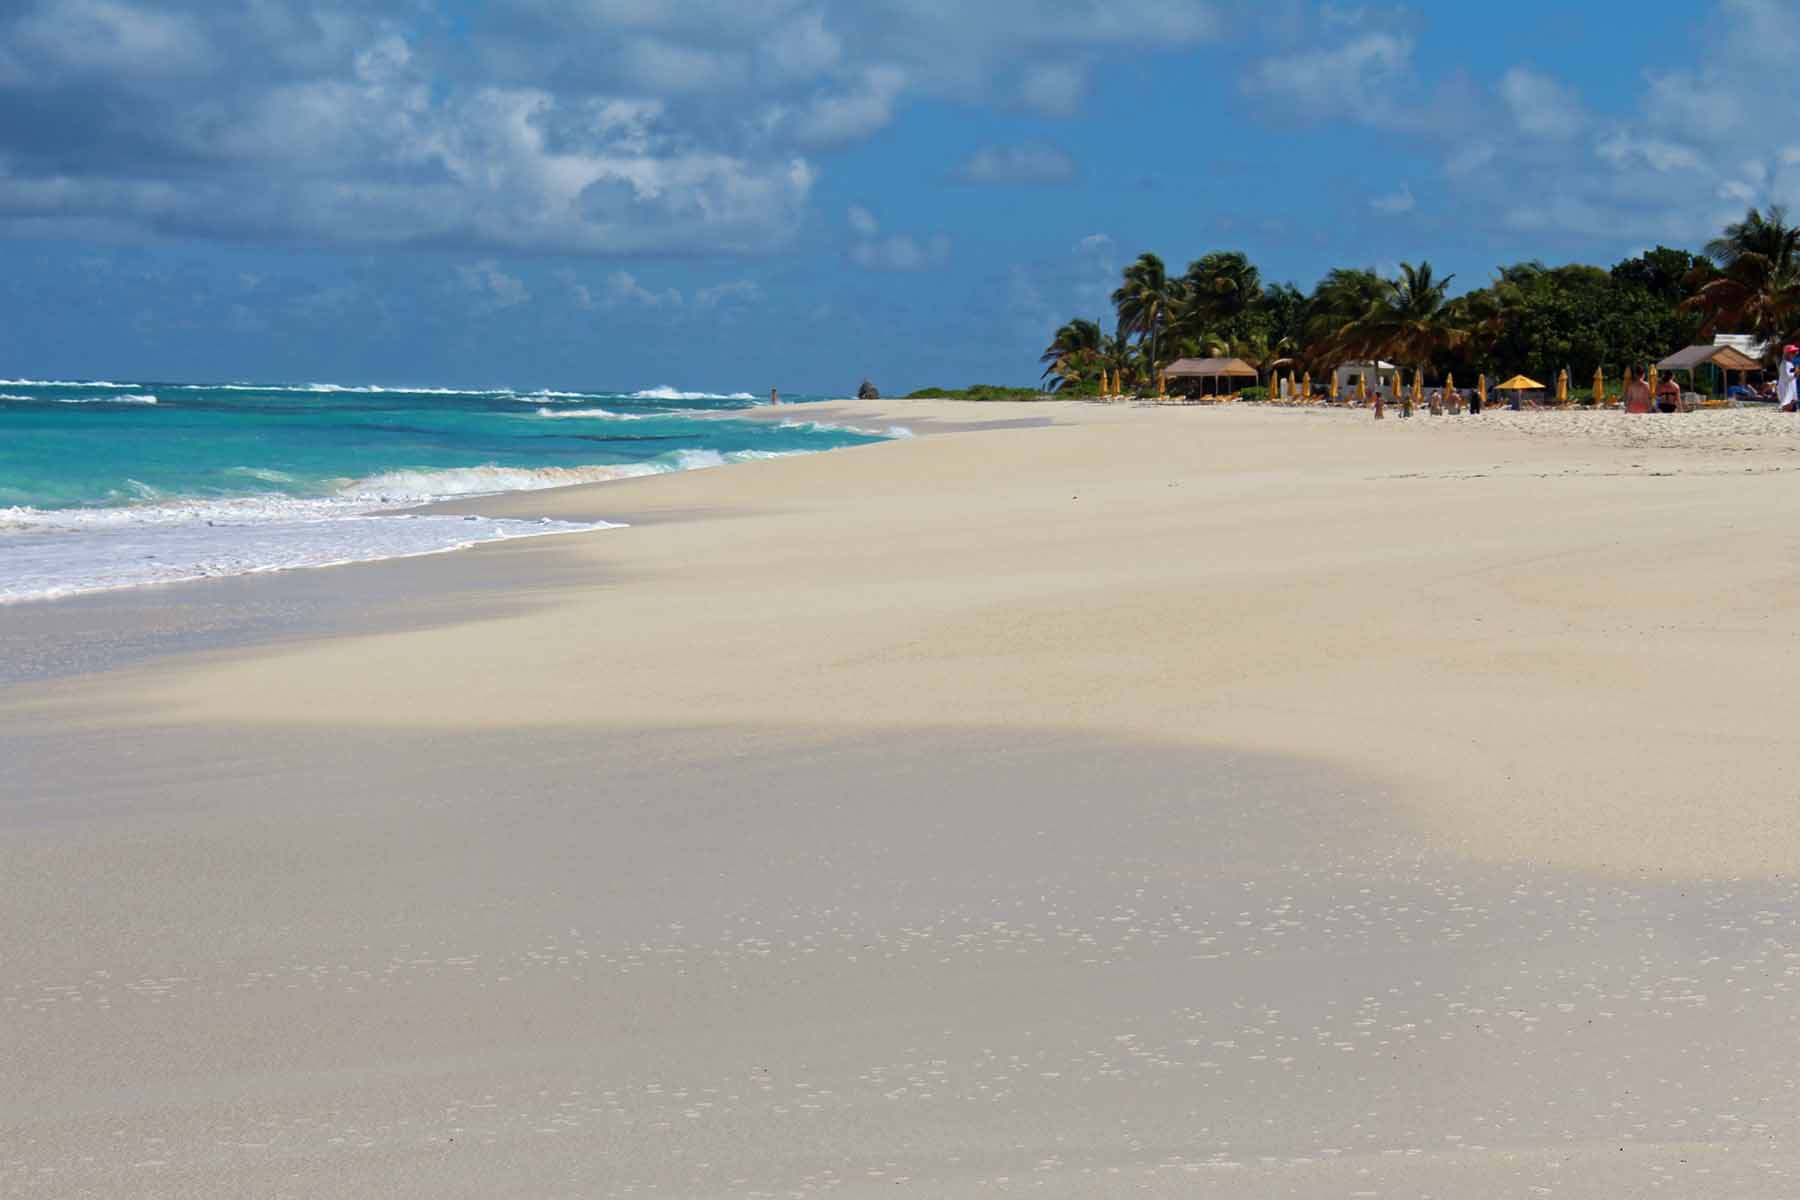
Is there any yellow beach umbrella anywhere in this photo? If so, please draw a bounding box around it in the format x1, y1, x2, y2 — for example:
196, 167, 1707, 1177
1445, 370, 1457, 413
1356, 374, 1367, 403
1648, 365, 1659, 395
1496, 374, 1545, 391
1556, 368, 1569, 405
1329, 372, 1341, 402
1477, 373, 1488, 407
1497, 374, 1544, 409
1593, 366, 1606, 407
1301, 371, 1312, 404
1412, 369, 1424, 403
1158, 368, 1167, 399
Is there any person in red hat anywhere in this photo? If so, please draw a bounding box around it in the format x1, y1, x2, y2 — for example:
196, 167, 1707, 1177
1781, 345, 1799, 412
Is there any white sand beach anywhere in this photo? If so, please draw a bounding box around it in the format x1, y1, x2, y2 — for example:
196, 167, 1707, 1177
6, 400, 1800, 1197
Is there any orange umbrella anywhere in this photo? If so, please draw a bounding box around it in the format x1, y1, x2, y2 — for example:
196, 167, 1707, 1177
1592, 366, 1606, 407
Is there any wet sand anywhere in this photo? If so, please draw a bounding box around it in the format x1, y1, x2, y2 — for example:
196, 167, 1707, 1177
5, 400, 1800, 1196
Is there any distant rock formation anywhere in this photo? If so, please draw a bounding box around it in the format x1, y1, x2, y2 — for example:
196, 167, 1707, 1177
857, 379, 880, 400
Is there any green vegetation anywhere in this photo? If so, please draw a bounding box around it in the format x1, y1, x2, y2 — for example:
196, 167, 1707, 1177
904, 384, 1045, 401
1039, 207, 1796, 397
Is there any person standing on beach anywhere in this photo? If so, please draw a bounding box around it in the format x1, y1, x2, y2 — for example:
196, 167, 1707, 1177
771, 387, 780, 407
1779, 345, 1798, 412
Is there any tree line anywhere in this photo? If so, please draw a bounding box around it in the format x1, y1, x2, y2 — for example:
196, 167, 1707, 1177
1039, 206, 1800, 395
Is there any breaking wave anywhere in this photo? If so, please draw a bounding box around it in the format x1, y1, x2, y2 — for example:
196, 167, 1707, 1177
532, 406, 638, 420
0, 378, 135, 389
340, 450, 745, 503
1, 392, 160, 405
779, 419, 914, 438
630, 386, 756, 402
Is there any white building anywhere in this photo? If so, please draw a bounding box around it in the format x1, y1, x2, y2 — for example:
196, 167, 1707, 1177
1331, 360, 1399, 397
1713, 333, 1769, 361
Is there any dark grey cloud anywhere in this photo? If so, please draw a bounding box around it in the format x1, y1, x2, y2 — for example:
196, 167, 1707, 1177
0, 0, 1224, 254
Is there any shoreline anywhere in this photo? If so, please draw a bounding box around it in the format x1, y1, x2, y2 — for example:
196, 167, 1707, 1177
0, 389, 874, 609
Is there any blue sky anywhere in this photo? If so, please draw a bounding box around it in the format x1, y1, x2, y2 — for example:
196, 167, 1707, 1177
0, 0, 1779, 393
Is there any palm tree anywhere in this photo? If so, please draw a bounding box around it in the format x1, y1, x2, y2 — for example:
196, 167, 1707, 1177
1688, 208, 1800, 348
1705, 206, 1800, 275
1111, 253, 1183, 374
1039, 318, 1103, 392
1369, 262, 1464, 364
1303, 268, 1389, 365
1685, 255, 1800, 346
1174, 251, 1263, 345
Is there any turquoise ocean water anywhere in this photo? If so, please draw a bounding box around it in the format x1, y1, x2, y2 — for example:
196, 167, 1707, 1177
0, 379, 890, 602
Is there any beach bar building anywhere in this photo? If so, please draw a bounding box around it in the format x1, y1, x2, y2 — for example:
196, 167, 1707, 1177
1332, 360, 1398, 400
1163, 357, 1259, 400
1654, 343, 1764, 401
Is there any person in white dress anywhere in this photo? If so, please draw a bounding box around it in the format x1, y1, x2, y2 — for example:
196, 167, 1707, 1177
1780, 346, 1798, 412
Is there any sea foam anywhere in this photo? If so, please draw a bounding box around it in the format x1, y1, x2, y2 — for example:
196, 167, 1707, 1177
0, 446, 782, 602
532, 406, 637, 420
630, 385, 756, 402
341, 450, 747, 503
0, 378, 135, 388
1, 507, 620, 604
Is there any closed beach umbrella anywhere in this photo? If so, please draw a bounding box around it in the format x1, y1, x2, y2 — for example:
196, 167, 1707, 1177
1356, 375, 1367, 403
1556, 369, 1569, 405
1648, 366, 1659, 398
1412, 369, 1424, 403
1301, 371, 1312, 403
1445, 371, 1457, 412
1158, 368, 1167, 399
1477, 373, 1488, 407
1593, 366, 1606, 407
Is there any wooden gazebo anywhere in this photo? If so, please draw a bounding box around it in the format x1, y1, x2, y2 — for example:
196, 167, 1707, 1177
1162, 357, 1259, 402
1654, 344, 1764, 401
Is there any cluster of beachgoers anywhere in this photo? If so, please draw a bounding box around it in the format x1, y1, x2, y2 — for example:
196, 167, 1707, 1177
1104, 354, 1787, 418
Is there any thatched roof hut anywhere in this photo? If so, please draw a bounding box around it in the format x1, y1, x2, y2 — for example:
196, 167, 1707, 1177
1163, 357, 1259, 379
1163, 357, 1259, 399
1655, 344, 1763, 373
1656, 344, 1765, 399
